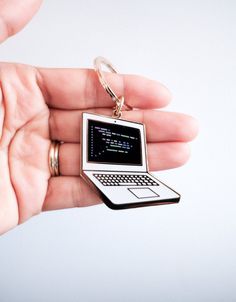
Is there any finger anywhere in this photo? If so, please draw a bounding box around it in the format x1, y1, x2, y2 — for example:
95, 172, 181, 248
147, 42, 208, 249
148, 142, 191, 171
58, 142, 191, 176
49, 108, 198, 143
37, 68, 171, 110
43, 176, 102, 211
0, 0, 42, 43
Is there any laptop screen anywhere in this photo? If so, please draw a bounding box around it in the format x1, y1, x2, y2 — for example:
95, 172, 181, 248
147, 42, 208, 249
88, 119, 142, 165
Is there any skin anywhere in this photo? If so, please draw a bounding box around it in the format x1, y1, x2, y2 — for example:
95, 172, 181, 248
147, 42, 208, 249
0, 0, 198, 235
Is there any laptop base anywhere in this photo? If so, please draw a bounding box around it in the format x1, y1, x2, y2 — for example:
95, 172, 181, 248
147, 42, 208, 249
82, 170, 180, 210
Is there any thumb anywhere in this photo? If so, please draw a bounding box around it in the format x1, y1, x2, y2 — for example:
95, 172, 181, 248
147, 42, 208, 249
0, 0, 43, 43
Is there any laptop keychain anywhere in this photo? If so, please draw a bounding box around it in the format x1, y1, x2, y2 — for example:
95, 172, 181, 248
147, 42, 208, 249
80, 56, 180, 209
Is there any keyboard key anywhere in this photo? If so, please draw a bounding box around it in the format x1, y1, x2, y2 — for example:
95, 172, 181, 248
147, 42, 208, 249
119, 182, 137, 186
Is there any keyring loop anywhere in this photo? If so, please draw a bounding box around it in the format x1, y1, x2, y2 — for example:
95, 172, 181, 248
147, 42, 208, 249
94, 56, 132, 118
94, 56, 121, 104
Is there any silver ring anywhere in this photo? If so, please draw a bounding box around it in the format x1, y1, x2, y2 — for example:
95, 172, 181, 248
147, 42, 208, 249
49, 141, 61, 177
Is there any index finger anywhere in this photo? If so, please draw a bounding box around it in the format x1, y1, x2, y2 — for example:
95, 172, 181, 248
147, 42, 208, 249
37, 68, 171, 110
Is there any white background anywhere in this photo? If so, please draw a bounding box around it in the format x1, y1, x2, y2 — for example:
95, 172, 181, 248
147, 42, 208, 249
0, 1, 236, 301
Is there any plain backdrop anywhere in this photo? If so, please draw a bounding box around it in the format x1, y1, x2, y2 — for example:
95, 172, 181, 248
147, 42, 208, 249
0, 1, 236, 301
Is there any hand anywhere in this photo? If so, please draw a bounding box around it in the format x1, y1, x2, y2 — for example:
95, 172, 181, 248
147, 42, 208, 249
0, 63, 198, 234
0, 0, 43, 43
0, 0, 198, 234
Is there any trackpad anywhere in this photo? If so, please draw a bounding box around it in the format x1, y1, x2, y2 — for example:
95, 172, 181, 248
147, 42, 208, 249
128, 188, 159, 199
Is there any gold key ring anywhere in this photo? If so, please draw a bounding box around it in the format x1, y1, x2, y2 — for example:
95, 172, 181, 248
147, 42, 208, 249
94, 56, 131, 118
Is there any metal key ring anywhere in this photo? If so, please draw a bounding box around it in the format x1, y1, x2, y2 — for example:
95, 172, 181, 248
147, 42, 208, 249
94, 56, 132, 118
94, 56, 121, 103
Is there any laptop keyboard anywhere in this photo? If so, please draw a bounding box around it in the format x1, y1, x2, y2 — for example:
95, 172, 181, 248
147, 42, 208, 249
93, 174, 159, 186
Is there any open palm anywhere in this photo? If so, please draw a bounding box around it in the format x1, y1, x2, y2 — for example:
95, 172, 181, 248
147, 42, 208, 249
0, 62, 198, 234
0, 0, 198, 234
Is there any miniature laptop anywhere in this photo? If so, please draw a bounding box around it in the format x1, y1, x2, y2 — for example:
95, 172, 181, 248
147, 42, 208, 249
81, 112, 180, 209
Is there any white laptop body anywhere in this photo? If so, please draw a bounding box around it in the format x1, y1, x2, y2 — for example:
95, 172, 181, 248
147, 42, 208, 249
81, 112, 180, 209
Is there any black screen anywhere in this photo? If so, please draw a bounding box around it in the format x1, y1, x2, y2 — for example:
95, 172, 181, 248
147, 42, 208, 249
88, 119, 142, 165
